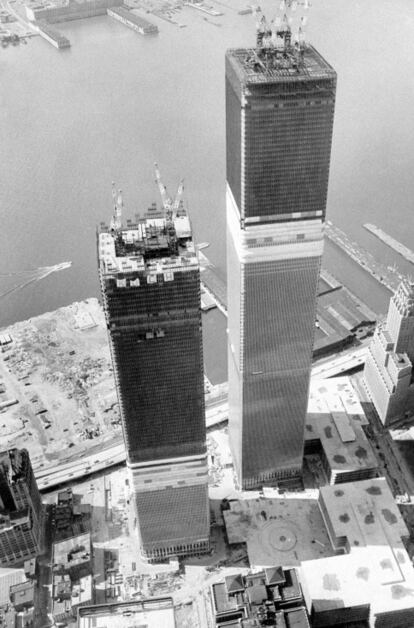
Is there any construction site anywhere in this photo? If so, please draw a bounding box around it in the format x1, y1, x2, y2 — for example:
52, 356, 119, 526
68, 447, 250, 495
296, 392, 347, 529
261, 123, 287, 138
0, 298, 120, 472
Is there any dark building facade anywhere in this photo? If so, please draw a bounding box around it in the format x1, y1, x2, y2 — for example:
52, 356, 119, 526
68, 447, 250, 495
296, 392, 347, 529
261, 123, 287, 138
226, 28, 336, 488
98, 189, 209, 560
0, 448, 42, 566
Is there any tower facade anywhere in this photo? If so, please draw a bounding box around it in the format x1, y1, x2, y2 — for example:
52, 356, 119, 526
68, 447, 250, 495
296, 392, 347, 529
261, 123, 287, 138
364, 280, 414, 425
0, 448, 42, 566
226, 24, 336, 489
98, 183, 209, 560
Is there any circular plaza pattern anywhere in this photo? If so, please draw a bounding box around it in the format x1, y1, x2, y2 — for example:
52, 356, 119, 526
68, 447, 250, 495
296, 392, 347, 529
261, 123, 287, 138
259, 521, 298, 553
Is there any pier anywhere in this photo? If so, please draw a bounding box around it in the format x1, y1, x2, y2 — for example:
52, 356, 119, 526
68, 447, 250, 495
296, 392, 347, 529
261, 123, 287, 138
364, 223, 414, 265
34, 20, 70, 47
198, 251, 227, 315
107, 6, 158, 34
184, 1, 223, 16
325, 222, 408, 294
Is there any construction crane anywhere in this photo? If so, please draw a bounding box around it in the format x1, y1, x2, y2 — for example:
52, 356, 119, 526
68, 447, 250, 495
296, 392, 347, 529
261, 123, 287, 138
109, 182, 123, 232
154, 162, 184, 218
0, 262, 72, 300
253, 0, 309, 64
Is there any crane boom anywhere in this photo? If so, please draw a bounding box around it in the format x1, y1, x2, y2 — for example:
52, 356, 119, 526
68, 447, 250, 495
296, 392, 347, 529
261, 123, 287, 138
154, 162, 184, 218
172, 179, 184, 214
154, 162, 172, 212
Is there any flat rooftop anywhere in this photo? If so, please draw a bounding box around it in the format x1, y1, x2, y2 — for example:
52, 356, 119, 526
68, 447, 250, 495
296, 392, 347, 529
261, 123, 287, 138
77, 598, 175, 628
226, 45, 336, 84
53, 573, 92, 617
306, 377, 378, 476
314, 286, 376, 354
9, 580, 35, 606
301, 478, 414, 619
52, 532, 91, 570
223, 496, 335, 568
0, 568, 26, 606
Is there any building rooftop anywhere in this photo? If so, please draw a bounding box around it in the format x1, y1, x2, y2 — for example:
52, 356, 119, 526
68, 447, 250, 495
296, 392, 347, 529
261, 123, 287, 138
52, 532, 91, 572
306, 377, 378, 477
9, 580, 35, 608
0, 449, 28, 484
0, 568, 26, 606
226, 44, 336, 85
211, 568, 308, 627
314, 286, 376, 356
77, 597, 175, 628
223, 496, 335, 567
393, 279, 414, 316
98, 204, 198, 279
52, 573, 92, 618
301, 478, 414, 619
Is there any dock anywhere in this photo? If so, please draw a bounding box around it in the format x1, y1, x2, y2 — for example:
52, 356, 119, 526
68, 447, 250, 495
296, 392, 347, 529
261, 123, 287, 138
107, 6, 158, 34
184, 1, 223, 16
34, 20, 70, 48
364, 223, 414, 265
200, 285, 216, 311
200, 266, 227, 315
325, 221, 408, 294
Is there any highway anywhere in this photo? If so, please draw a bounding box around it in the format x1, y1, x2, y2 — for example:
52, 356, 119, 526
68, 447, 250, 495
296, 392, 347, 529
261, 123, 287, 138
36, 346, 369, 491
310, 346, 368, 379
36, 400, 230, 491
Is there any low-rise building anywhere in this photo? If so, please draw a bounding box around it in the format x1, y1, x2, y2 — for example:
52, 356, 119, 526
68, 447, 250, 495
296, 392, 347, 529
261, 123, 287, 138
0, 567, 28, 628
300, 478, 414, 627
306, 377, 378, 484
9, 580, 35, 612
314, 280, 376, 359
52, 533, 93, 623
211, 568, 309, 627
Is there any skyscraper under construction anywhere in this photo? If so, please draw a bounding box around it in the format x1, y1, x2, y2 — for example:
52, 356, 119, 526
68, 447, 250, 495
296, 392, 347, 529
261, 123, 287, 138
226, 10, 337, 489
98, 173, 209, 560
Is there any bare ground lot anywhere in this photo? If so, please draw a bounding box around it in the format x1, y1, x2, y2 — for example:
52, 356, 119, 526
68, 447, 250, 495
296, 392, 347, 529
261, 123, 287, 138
0, 299, 121, 470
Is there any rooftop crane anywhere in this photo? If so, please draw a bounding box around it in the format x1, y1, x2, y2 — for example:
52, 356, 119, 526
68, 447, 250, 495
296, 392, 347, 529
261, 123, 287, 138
110, 182, 123, 232
253, 0, 309, 62
172, 179, 184, 214
154, 162, 184, 218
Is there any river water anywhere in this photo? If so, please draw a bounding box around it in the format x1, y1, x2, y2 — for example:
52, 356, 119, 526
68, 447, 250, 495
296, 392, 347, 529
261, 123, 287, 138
1, 0, 414, 383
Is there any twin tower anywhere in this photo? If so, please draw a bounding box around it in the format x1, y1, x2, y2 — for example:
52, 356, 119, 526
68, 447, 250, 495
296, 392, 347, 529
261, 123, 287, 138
98, 37, 337, 559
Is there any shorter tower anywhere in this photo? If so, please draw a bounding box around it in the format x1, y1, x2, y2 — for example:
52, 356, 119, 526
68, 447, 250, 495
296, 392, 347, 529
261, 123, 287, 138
98, 173, 210, 560
364, 281, 414, 425
0, 449, 42, 566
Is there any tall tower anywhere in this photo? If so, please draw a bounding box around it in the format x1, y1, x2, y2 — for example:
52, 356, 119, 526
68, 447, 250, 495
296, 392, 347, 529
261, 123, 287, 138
0, 448, 42, 566
98, 176, 209, 561
364, 280, 414, 425
226, 11, 337, 489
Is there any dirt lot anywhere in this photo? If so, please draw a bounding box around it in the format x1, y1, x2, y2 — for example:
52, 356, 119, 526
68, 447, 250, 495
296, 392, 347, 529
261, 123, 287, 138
0, 299, 121, 470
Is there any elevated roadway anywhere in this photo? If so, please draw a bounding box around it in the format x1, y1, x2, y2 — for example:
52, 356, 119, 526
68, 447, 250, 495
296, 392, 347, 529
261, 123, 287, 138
36, 347, 369, 491
311, 346, 368, 379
